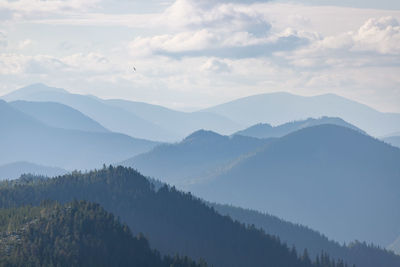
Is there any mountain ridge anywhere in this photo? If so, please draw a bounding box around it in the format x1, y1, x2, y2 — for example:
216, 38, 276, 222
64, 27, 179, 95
234, 117, 365, 138
202, 92, 400, 136
0, 100, 158, 170
193, 124, 400, 247
10, 100, 109, 133
0, 161, 67, 181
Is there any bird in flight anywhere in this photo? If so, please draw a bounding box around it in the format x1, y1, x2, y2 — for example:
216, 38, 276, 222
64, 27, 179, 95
133, 66, 136, 72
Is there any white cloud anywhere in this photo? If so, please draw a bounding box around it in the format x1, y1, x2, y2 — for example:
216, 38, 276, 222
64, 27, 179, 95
162, 0, 270, 31
0, 51, 117, 76
317, 16, 400, 55
283, 17, 400, 70
17, 39, 32, 49
201, 58, 231, 73
0, 30, 7, 48
129, 29, 219, 56
129, 28, 311, 59
0, 53, 26, 74
62, 52, 115, 73
353, 17, 400, 54
0, 0, 100, 14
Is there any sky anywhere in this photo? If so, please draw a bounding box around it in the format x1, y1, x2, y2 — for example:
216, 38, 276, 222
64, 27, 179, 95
0, 0, 399, 112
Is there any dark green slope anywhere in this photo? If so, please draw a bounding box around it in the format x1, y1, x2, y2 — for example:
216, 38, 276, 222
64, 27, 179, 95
211, 203, 400, 267
0, 167, 338, 267
0, 200, 203, 267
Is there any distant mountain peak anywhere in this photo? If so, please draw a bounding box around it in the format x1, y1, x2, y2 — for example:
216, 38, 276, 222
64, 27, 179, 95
2, 83, 69, 101
183, 129, 225, 142
235, 116, 365, 139
21, 83, 69, 93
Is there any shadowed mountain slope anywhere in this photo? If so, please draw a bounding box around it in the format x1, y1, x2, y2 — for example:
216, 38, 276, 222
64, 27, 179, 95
0, 100, 158, 170
193, 125, 400, 247
122, 130, 274, 186
2, 84, 177, 141
105, 99, 242, 137
10, 100, 109, 133
2, 84, 241, 141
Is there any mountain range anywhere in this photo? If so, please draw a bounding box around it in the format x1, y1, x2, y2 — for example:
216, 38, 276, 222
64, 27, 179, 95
0, 100, 157, 170
122, 130, 274, 186
2, 82, 400, 264
3, 84, 400, 141
234, 117, 365, 138
124, 124, 400, 248
194, 125, 400, 247
202, 92, 400, 137
2, 84, 241, 142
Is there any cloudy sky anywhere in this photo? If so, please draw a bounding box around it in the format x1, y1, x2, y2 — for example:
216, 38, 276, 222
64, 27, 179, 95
1, 0, 400, 112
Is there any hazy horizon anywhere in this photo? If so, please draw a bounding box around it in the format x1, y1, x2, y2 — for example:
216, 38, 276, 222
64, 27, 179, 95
1, 0, 400, 112
3, 82, 400, 114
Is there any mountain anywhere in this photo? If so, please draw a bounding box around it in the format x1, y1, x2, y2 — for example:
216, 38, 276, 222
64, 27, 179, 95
2, 84, 241, 141
234, 117, 365, 139
2, 83, 178, 141
192, 125, 400, 247
10, 100, 109, 132
383, 136, 400, 148
0, 100, 158, 170
0, 200, 204, 267
0, 161, 67, 180
202, 92, 400, 137
121, 130, 274, 187
105, 99, 242, 137
211, 203, 400, 267
0, 166, 343, 267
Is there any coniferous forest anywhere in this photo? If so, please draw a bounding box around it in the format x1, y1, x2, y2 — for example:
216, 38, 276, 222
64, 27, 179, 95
0, 166, 353, 267
0, 200, 205, 267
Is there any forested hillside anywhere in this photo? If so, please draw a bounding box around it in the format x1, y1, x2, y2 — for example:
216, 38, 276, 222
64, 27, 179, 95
0, 200, 204, 267
212, 203, 400, 267
0, 166, 344, 267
